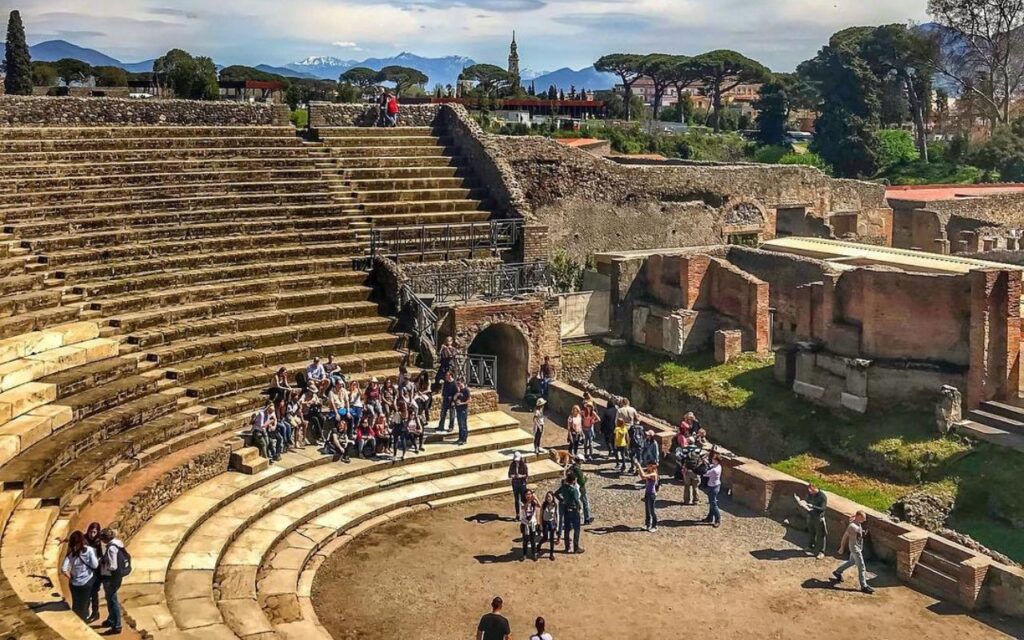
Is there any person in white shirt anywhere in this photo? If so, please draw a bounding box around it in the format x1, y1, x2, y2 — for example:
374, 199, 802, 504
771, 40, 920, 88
532, 398, 546, 454
61, 530, 99, 622
702, 452, 723, 528
833, 510, 875, 594
530, 616, 553, 640
306, 357, 328, 392
99, 528, 126, 633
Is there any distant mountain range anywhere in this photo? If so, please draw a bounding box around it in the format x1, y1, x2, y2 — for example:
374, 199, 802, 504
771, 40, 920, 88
0, 39, 156, 73
529, 66, 617, 92
286, 52, 476, 88
0, 38, 617, 91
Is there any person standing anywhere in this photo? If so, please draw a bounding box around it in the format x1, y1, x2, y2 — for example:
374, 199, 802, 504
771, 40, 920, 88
532, 398, 546, 454
507, 452, 529, 519
437, 371, 457, 433
639, 463, 659, 532
832, 511, 875, 594
99, 528, 125, 634
436, 336, 458, 383
385, 92, 400, 127
62, 531, 99, 622
580, 402, 597, 461
519, 489, 540, 561
530, 617, 553, 640
681, 448, 701, 506
599, 398, 617, 453
613, 418, 630, 473
454, 378, 471, 445
540, 491, 559, 560
376, 87, 389, 127
703, 452, 722, 528
84, 522, 103, 622
640, 430, 661, 468
617, 397, 638, 428
477, 596, 511, 640
556, 473, 583, 553
538, 355, 555, 398
570, 458, 593, 525
805, 484, 828, 559
566, 405, 583, 459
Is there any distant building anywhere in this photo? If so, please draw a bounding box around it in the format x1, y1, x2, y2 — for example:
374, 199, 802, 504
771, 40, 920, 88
617, 76, 763, 116
507, 32, 521, 88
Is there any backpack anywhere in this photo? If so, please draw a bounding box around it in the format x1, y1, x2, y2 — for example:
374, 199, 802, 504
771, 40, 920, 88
111, 543, 132, 577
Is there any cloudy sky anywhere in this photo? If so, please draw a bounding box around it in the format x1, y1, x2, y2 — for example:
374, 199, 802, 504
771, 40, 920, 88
6, 0, 929, 70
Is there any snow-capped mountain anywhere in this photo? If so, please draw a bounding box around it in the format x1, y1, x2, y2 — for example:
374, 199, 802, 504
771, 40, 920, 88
287, 52, 476, 87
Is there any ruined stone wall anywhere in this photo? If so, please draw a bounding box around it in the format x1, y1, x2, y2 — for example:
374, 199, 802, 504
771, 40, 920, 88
835, 269, 971, 365
0, 96, 289, 126
891, 207, 947, 252
115, 443, 233, 541
724, 247, 835, 343
482, 134, 890, 260
308, 102, 442, 128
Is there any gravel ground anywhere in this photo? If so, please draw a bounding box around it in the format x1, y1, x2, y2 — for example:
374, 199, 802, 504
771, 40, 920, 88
311, 405, 1021, 640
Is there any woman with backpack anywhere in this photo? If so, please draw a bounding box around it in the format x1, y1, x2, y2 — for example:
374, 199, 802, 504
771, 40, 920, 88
518, 489, 540, 561
62, 530, 99, 622
99, 528, 128, 634
84, 522, 103, 621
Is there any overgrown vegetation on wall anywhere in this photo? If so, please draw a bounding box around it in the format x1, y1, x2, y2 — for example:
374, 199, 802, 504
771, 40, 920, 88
562, 342, 1024, 562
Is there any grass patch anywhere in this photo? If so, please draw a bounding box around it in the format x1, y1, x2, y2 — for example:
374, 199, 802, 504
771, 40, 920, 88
771, 453, 910, 512
570, 342, 1024, 561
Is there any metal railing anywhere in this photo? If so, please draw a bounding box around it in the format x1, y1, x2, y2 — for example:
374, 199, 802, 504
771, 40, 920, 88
408, 261, 551, 304
462, 353, 498, 389
369, 219, 524, 263
398, 282, 439, 353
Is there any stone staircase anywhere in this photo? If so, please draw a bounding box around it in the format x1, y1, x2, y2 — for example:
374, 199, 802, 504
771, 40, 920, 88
960, 400, 1024, 453
0, 120, 521, 639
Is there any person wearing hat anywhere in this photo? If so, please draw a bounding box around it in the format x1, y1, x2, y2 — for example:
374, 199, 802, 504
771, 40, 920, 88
532, 398, 546, 455
507, 451, 530, 520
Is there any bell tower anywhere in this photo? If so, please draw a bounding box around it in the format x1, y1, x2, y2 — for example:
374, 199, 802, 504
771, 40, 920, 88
508, 31, 521, 87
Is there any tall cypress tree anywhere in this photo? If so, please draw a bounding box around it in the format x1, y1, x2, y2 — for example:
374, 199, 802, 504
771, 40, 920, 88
4, 10, 34, 95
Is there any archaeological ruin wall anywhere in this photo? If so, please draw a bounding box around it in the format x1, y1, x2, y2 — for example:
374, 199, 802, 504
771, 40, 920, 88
0, 95, 290, 126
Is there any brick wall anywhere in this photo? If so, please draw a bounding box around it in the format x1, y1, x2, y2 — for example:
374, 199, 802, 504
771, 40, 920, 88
0, 96, 289, 126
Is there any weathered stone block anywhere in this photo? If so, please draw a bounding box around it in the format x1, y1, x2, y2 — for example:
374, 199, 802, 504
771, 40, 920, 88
793, 380, 826, 401
840, 392, 868, 413
714, 329, 743, 364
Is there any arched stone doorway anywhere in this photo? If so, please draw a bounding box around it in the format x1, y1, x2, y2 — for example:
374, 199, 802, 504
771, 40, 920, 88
467, 323, 530, 400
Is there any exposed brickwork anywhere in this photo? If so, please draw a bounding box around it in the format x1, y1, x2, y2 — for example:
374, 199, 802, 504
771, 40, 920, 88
714, 329, 743, 363
0, 96, 288, 126
967, 268, 1022, 408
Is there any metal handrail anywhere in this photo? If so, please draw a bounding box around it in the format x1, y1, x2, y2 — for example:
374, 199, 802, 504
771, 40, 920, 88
369, 219, 524, 263
398, 282, 439, 351
408, 261, 551, 304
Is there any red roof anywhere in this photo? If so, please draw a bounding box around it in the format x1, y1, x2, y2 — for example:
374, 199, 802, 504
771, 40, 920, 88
886, 183, 1024, 203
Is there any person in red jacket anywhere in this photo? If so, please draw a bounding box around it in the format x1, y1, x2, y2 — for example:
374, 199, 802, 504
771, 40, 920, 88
385, 93, 400, 127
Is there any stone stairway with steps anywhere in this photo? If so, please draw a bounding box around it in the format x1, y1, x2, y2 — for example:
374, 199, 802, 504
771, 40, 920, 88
0, 118, 520, 639
959, 399, 1024, 453
0, 412, 560, 640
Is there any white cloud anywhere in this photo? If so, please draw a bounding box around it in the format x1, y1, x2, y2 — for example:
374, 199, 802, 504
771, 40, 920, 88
8, 0, 932, 70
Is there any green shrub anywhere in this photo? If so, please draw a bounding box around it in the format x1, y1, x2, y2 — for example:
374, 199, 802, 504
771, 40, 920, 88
875, 129, 919, 171
753, 145, 790, 164
779, 151, 831, 174
290, 109, 308, 129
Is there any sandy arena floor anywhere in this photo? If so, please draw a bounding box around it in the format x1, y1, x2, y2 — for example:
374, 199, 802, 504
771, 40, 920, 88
312, 432, 1022, 640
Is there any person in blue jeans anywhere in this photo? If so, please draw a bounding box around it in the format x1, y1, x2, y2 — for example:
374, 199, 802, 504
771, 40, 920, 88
555, 473, 584, 553
703, 452, 723, 527
437, 371, 457, 433
99, 529, 125, 633
639, 463, 659, 532
454, 379, 471, 445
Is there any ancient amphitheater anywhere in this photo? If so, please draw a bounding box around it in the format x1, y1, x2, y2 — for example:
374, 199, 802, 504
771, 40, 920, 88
0, 96, 1021, 640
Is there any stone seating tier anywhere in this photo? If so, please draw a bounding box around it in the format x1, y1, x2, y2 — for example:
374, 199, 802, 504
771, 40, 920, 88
0, 122, 513, 639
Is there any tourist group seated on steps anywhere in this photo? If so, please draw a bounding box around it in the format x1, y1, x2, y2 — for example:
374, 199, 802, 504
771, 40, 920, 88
251, 356, 471, 463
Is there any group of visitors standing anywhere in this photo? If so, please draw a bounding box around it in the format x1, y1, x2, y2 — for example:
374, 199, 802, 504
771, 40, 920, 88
477, 597, 552, 640
61, 522, 130, 635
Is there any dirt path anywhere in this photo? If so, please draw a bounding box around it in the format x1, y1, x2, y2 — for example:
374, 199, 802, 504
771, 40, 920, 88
312, 409, 1021, 640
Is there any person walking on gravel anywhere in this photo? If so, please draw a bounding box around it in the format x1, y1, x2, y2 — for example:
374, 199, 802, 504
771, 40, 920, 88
519, 489, 540, 561
832, 510, 874, 594
477, 596, 511, 640
556, 473, 584, 553
508, 452, 530, 519
540, 491, 559, 560
805, 484, 828, 558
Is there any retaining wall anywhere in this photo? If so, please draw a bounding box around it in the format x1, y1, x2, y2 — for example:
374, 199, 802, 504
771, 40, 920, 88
0, 96, 290, 126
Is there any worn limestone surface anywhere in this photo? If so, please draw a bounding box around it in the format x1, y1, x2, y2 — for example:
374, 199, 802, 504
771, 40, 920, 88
0, 96, 288, 126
